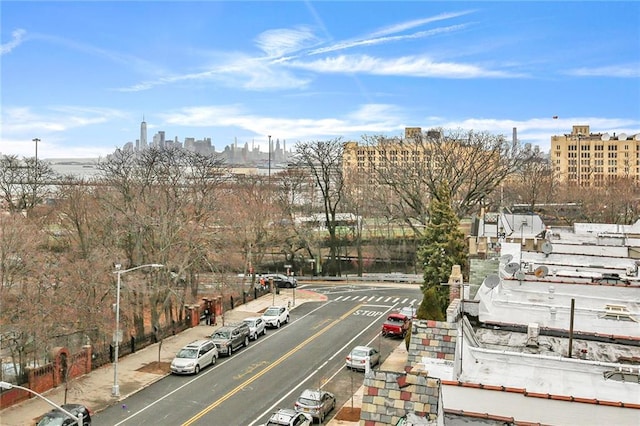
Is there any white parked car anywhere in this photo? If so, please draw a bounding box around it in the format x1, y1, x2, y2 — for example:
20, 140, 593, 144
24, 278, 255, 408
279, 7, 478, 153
263, 408, 312, 426
170, 340, 218, 375
243, 316, 267, 340
294, 389, 336, 423
262, 305, 290, 328
345, 345, 380, 371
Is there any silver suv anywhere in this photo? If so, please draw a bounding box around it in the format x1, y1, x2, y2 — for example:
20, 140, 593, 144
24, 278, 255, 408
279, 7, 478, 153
243, 316, 266, 340
210, 322, 250, 356
170, 339, 218, 375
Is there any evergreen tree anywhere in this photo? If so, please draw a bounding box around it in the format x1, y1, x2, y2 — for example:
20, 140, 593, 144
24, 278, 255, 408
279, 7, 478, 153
416, 287, 445, 321
417, 181, 467, 316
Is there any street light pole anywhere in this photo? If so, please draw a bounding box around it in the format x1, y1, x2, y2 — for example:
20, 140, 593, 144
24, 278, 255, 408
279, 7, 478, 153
0, 381, 83, 425
268, 135, 272, 188
32, 138, 40, 165
112, 263, 163, 397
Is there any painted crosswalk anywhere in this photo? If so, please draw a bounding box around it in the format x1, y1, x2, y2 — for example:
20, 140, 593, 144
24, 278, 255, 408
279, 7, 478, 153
332, 294, 419, 306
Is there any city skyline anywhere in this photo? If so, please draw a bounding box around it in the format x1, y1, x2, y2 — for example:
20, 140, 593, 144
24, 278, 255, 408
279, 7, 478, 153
2, 1, 639, 159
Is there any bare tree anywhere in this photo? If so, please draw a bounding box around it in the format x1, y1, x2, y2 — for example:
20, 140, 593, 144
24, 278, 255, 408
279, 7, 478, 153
217, 174, 279, 285
0, 155, 58, 215
293, 139, 345, 275
95, 147, 227, 337
366, 129, 534, 224
273, 166, 325, 275
496, 150, 556, 211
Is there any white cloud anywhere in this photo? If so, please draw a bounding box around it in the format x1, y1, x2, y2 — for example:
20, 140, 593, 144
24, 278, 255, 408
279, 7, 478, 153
288, 54, 519, 78
565, 64, 640, 78
368, 11, 475, 38
426, 116, 640, 152
255, 26, 320, 58
308, 24, 468, 56
0, 29, 27, 55
117, 54, 311, 92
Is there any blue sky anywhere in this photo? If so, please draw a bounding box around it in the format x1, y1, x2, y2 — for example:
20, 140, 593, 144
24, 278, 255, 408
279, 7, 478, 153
2, 1, 639, 159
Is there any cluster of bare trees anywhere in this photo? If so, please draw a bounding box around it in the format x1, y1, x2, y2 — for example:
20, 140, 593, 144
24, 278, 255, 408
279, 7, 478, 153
1, 128, 639, 381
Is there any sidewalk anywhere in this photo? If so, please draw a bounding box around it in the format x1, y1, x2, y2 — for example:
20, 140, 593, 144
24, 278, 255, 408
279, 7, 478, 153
0, 288, 327, 426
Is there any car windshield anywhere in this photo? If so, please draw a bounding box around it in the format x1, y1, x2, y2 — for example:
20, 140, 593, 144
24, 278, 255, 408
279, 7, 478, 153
37, 412, 68, 426
244, 320, 256, 326
212, 331, 230, 339
176, 348, 198, 359
297, 397, 319, 406
264, 308, 279, 316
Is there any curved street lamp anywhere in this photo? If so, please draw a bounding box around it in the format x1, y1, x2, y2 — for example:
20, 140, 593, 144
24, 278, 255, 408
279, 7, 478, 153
0, 381, 83, 424
112, 263, 163, 397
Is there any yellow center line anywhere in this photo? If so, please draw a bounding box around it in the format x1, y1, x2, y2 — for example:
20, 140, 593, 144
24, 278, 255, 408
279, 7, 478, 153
182, 304, 362, 426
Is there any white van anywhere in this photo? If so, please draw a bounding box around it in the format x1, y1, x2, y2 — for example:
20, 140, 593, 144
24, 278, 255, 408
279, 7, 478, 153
170, 339, 218, 375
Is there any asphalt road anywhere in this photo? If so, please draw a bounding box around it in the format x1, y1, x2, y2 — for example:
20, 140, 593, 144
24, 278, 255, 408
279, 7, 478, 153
92, 283, 422, 426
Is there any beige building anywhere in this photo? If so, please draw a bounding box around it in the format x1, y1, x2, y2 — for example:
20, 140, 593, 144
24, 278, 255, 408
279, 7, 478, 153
342, 127, 442, 178
552, 125, 640, 186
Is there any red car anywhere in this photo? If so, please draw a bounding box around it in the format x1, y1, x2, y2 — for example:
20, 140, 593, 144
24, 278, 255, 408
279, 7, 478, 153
381, 312, 411, 338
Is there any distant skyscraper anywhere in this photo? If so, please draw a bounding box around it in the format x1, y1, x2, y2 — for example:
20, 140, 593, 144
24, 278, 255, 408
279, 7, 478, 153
139, 116, 147, 150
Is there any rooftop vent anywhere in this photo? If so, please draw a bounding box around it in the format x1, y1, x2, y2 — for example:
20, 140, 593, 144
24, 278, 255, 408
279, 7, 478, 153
526, 323, 540, 348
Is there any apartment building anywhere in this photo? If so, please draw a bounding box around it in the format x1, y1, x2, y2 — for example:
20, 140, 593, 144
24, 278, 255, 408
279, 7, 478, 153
552, 125, 640, 186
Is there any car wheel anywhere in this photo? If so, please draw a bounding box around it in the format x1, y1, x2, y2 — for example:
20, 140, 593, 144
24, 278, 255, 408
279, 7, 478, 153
276, 320, 280, 328
227, 346, 233, 356
285, 315, 290, 324
194, 364, 200, 374
244, 336, 249, 347
261, 328, 266, 336
211, 355, 216, 366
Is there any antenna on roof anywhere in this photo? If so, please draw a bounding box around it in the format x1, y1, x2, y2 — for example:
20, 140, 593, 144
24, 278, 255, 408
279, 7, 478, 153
601, 133, 610, 141
515, 270, 526, 283
534, 265, 549, 278
500, 254, 513, 264
618, 133, 627, 140
634, 134, 640, 141
505, 262, 520, 276
541, 242, 553, 257
485, 274, 500, 289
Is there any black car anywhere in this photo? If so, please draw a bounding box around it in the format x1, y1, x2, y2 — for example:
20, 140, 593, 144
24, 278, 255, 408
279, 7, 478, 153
37, 403, 92, 425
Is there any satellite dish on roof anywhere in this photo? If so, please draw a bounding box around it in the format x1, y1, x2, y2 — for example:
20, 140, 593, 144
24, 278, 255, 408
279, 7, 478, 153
542, 241, 553, 255
634, 134, 640, 141
485, 274, 500, 289
500, 254, 513, 264
505, 262, 520, 275
601, 133, 610, 141
618, 133, 627, 140
515, 270, 526, 281
534, 265, 549, 278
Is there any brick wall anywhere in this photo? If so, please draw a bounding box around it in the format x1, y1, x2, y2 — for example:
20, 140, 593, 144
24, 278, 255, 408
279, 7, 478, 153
360, 370, 441, 425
